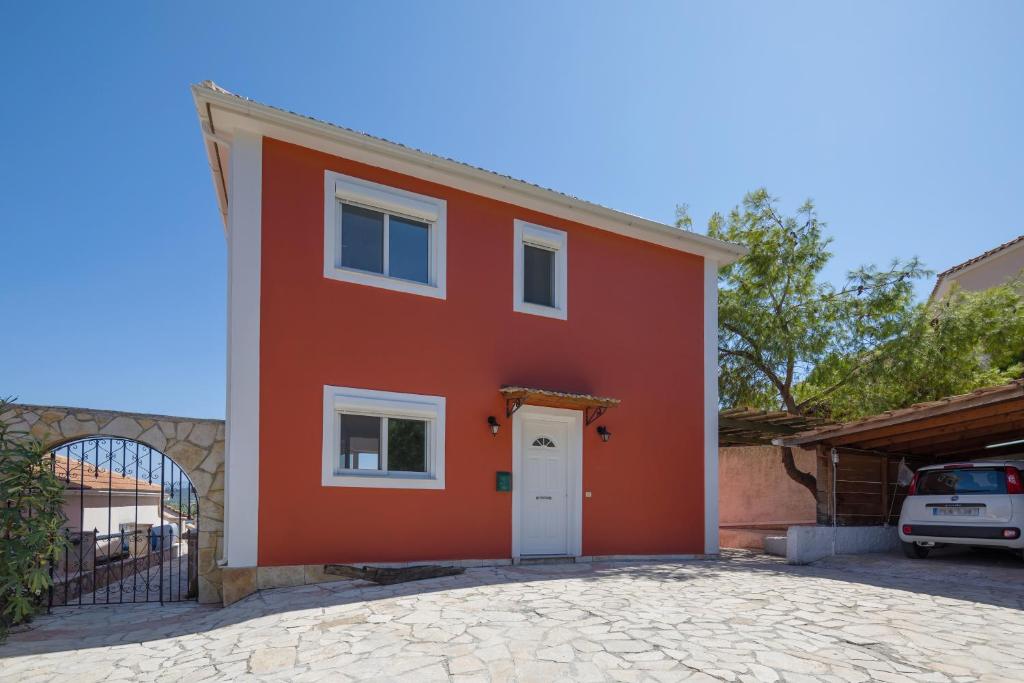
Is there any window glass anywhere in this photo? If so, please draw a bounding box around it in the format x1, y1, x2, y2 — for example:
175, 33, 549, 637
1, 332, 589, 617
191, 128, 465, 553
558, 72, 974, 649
388, 418, 426, 472
523, 244, 555, 307
338, 414, 381, 472
341, 203, 384, 273
389, 216, 430, 283
917, 468, 1007, 495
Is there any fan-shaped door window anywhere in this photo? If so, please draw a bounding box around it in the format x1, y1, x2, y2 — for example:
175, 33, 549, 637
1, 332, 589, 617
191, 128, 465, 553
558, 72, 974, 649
531, 436, 557, 448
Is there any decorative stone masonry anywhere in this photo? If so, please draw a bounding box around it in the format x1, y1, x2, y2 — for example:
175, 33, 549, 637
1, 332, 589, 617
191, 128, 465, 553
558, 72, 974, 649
1, 403, 225, 605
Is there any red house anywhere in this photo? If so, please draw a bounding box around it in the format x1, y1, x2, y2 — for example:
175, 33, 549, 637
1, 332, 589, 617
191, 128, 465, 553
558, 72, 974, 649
192, 82, 744, 591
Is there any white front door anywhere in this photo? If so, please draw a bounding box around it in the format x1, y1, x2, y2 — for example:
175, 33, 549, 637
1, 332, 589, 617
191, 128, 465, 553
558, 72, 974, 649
520, 417, 570, 556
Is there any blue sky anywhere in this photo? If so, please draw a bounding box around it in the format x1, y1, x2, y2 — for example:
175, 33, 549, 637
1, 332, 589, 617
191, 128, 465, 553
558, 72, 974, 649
2, 2, 1022, 419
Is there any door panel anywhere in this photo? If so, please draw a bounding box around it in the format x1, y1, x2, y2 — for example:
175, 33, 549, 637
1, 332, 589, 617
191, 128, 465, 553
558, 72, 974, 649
521, 420, 569, 555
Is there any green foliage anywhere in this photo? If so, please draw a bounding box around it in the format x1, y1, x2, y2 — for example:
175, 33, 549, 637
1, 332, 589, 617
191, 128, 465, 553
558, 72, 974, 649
709, 188, 926, 414
0, 400, 68, 639
798, 279, 1024, 420
674, 203, 693, 231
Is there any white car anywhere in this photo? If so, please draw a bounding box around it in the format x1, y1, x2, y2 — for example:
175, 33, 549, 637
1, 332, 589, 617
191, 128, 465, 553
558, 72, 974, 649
898, 458, 1024, 559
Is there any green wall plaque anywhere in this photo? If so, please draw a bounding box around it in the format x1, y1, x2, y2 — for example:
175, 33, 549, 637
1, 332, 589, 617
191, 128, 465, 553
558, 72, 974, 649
496, 471, 512, 492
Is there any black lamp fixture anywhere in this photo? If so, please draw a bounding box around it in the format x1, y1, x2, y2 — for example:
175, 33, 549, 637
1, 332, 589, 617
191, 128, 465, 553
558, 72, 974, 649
596, 425, 611, 443
487, 416, 501, 436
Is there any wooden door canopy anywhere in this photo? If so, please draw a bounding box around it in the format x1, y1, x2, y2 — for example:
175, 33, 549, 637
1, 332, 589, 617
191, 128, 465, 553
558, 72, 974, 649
500, 386, 620, 425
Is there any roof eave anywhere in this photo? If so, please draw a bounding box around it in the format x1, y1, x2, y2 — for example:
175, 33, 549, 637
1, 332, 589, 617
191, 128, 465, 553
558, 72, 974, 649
929, 234, 1024, 300
191, 82, 747, 265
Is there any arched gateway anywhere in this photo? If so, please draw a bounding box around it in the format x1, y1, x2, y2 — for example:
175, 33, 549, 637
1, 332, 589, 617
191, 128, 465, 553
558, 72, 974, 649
2, 404, 224, 604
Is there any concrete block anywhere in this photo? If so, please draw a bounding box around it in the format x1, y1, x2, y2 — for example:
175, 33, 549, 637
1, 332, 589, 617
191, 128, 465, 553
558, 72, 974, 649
763, 536, 788, 557
786, 525, 899, 564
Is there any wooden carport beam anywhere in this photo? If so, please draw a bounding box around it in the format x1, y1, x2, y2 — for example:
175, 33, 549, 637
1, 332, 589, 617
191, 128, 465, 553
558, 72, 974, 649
718, 416, 804, 436
900, 428, 1024, 456
855, 411, 1024, 450
777, 381, 1024, 449
828, 401, 1024, 447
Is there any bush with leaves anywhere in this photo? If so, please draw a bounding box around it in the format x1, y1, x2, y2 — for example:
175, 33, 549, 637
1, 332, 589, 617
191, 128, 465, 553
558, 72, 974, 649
0, 400, 68, 640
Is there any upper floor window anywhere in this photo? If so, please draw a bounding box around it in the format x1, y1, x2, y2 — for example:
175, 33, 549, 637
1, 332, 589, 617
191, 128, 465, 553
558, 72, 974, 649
513, 220, 568, 319
324, 171, 447, 299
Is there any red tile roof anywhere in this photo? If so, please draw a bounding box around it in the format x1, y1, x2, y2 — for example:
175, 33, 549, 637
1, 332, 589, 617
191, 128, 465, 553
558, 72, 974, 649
52, 455, 163, 494
776, 379, 1024, 449
936, 234, 1024, 279
929, 234, 1024, 300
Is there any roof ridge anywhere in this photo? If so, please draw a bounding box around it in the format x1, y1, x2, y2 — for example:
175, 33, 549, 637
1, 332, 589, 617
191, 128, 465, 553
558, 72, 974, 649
191, 81, 746, 262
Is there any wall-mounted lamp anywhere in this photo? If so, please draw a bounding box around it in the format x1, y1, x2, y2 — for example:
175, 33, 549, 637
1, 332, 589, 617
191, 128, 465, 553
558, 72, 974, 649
596, 426, 611, 443
487, 416, 501, 436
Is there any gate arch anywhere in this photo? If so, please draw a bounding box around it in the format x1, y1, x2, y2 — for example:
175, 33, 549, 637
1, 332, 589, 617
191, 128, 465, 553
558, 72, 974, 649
51, 437, 199, 604
1, 404, 224, 604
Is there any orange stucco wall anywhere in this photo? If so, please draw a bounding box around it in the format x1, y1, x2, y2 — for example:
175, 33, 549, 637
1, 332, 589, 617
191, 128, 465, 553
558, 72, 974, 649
718, 446, 816, 526
257, 138, 707, 566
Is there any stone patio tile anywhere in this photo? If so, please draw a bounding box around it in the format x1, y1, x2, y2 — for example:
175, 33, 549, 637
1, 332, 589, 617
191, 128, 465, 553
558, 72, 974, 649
4, 550, 1024, 682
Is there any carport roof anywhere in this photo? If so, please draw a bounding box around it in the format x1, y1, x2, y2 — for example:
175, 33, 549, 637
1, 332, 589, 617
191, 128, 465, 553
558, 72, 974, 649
719, 407, 831, 446
774, 380, 1024, 460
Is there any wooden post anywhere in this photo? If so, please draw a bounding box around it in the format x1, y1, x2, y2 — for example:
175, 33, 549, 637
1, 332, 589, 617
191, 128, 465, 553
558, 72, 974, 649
880, 455, 890, 525
815, 444, 831, 525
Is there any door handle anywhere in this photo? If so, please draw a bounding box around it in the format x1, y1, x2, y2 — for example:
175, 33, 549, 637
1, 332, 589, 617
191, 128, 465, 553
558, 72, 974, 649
535, 496, 552, 500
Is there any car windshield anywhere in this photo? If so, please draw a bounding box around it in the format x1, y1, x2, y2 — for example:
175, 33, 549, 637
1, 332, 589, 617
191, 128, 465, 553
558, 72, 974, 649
916, 467, 1007, 495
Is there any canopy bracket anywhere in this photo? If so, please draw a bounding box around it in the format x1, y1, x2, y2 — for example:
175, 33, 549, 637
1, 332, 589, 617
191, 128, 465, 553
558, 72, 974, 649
505, 397, 524, 418
585, 406, 607, 426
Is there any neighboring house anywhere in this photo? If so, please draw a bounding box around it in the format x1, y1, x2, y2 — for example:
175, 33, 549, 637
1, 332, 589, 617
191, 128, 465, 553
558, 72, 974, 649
191, 81, 745, 579
55, 454, 164, 538
930, 234, 1024, 300
54, 454, 165, 562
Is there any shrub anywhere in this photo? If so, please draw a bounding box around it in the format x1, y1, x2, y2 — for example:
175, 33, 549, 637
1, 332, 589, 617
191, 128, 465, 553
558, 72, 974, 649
0, 400, 68, 640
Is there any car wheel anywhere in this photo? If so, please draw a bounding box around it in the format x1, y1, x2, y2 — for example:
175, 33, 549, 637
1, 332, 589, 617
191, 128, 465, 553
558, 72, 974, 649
901, 541, 930, 559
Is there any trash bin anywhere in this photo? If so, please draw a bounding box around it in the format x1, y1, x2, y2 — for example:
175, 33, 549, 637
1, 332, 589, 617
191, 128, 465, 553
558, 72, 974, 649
149, 523, 180, 555
121, 523, 153, 559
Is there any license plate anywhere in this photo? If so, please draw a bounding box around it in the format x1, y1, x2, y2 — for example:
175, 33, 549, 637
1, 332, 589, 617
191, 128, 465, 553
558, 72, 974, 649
932, 507, 980, 516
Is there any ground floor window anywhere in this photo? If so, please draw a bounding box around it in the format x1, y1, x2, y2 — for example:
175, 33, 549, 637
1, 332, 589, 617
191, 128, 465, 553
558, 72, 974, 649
322, 385, 445, 489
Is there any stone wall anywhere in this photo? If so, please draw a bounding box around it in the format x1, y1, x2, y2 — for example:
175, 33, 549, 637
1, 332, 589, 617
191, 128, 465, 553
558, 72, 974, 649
1, 403, 225, 604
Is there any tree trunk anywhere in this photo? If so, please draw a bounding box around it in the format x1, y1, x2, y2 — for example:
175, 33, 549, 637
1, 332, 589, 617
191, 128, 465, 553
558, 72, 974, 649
781, 446, 817, 499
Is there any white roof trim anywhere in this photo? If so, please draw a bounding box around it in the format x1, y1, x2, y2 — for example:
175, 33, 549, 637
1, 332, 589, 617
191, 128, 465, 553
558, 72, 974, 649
191, 82, 746, 264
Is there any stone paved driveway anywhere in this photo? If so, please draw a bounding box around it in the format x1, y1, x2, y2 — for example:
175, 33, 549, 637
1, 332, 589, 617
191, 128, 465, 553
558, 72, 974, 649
3, 550, 1023, 682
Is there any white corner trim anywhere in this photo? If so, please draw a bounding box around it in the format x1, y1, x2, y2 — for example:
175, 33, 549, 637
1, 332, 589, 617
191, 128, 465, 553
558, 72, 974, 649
321, 385, 446, 490
225, 129, 262, 568
512, 220, 568, 320
511, 405, 583, 559
703, 257, 720, 555
323, 171, 447, 300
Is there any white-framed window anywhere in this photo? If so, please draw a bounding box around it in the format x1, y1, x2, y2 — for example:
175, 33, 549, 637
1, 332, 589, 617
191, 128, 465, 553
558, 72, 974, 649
321, 385, 445, 489
513, 220, 568, 320
324, 171, 447, 299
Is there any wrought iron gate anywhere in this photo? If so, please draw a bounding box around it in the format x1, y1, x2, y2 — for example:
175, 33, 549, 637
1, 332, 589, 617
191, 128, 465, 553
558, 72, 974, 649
48, 438, 199, 606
